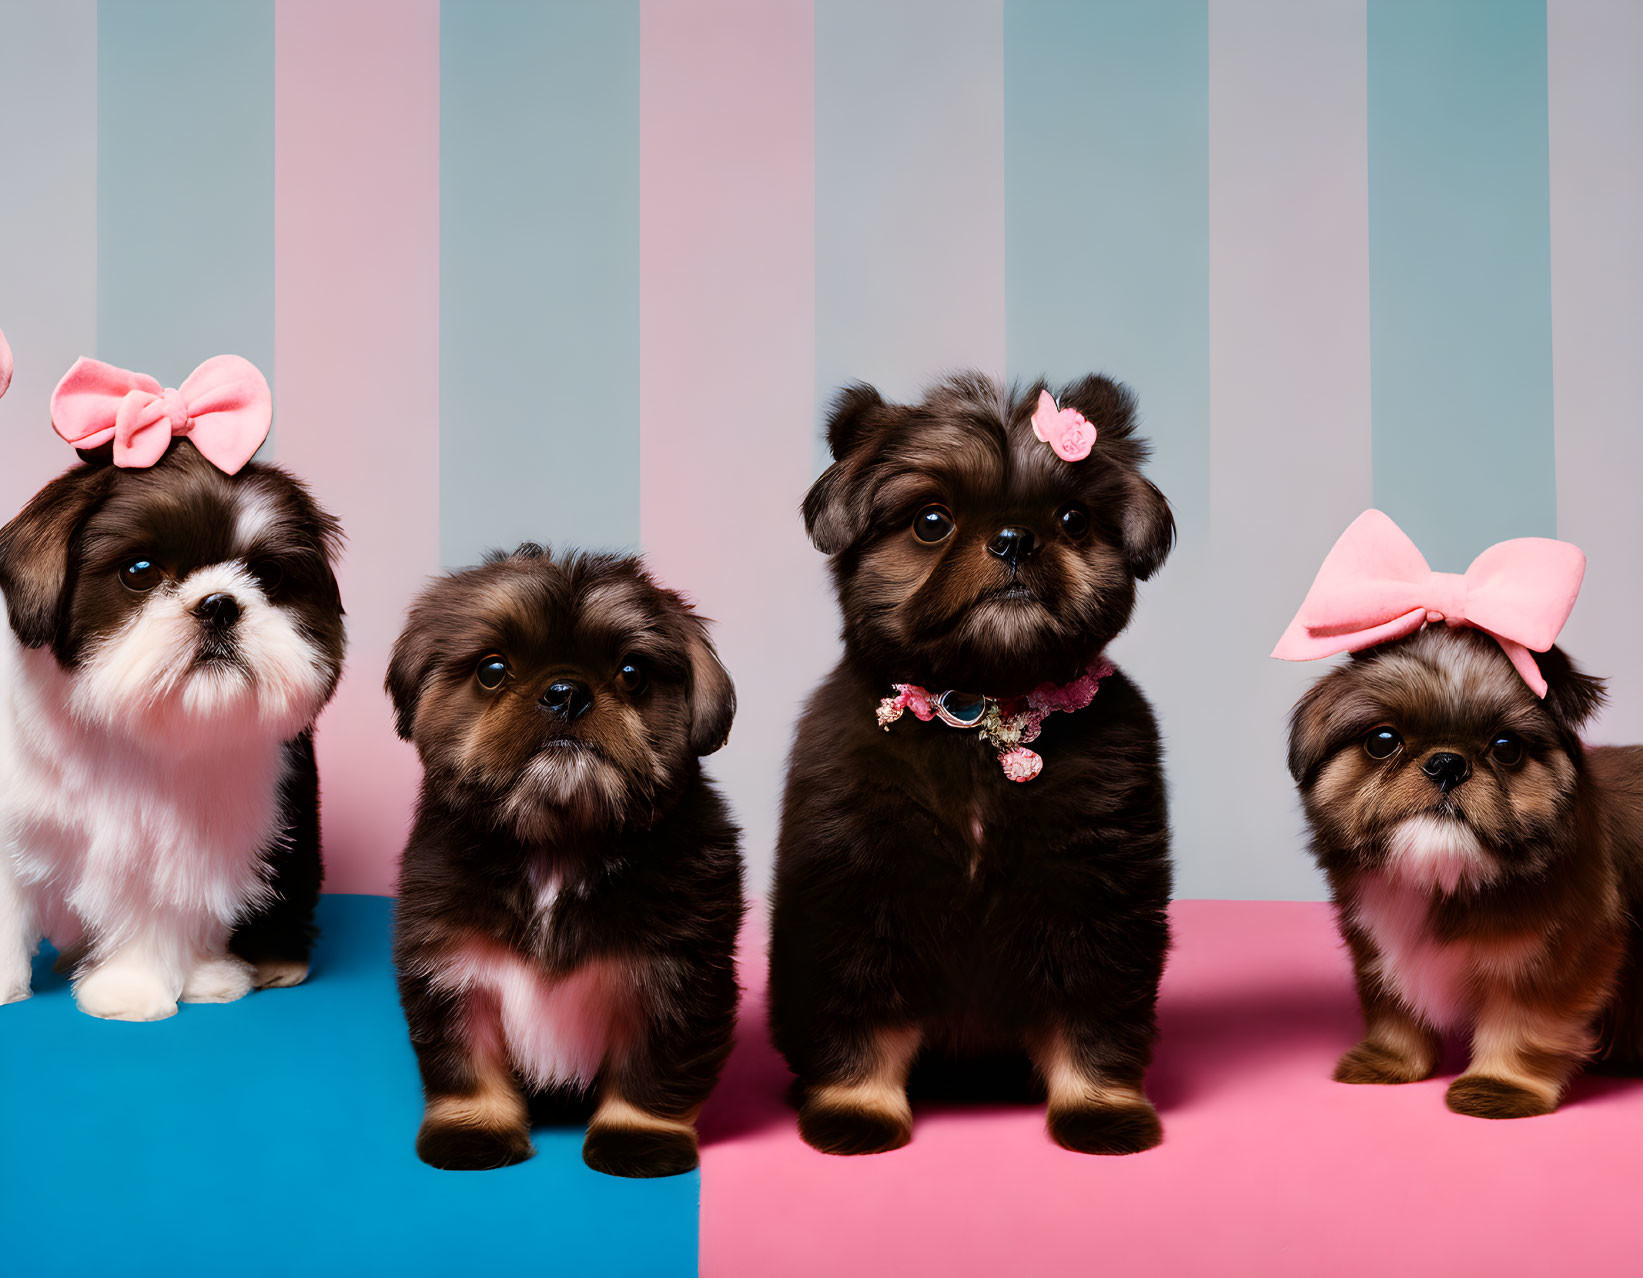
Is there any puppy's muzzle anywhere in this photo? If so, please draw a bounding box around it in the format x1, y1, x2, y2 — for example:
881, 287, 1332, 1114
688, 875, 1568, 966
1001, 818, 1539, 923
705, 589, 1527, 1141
193, 592, 241, 631
1421, 751, 1470, 793
542, 679, 592, 722
986, 526, 1037, 570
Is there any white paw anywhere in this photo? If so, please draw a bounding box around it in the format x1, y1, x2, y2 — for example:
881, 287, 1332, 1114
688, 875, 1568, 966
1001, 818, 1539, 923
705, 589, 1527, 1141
76, 963, 179, 1022
252, 959, 310, 990
1, 980, 31, 1005
181, 955, 255, 1004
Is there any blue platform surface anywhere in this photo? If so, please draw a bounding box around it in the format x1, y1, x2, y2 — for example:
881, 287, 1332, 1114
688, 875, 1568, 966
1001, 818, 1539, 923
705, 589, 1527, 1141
0, 895, 697, 1278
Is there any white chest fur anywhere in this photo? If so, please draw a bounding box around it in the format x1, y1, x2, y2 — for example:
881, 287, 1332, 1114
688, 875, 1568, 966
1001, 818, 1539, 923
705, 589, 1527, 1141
430, 878, 637, 1092
1351, 873, 1474, 1029
0, 642, 287, 943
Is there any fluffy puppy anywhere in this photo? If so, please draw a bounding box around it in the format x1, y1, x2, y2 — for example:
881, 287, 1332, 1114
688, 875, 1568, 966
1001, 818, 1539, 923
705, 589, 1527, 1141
770, 372, 1176, 1156
1289, 626, 1643, 1116
0, 439, 345, 1019
388, 547, 743, 1178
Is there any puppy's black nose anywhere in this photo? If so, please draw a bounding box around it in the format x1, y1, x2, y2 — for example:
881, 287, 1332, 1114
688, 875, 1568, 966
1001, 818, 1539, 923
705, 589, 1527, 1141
193, 593, 240, 628
986, 526, 1037, 568
1421, 751, 1470, 792
542, 680, 592, 722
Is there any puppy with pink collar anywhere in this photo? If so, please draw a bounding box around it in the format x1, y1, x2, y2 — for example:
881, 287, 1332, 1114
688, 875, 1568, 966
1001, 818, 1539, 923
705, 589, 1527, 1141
0, 348, 347, 1020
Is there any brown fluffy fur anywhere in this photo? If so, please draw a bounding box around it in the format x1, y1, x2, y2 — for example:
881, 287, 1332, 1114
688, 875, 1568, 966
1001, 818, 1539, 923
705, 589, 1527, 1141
1288, 626, 1643, 1116
771, 372, 1176, 1156
388, 547, 744, 1177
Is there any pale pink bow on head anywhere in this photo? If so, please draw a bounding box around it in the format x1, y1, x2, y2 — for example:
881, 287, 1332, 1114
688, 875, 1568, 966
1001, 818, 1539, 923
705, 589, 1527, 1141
1271, 509, 1585, 698
50, 354, 271, 475
1031, 390, 1096, 462
0, 328, 12, 399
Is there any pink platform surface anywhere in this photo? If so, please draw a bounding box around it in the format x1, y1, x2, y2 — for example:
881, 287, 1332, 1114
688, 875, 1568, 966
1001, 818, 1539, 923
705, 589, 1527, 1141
699, 900, 1643, 1278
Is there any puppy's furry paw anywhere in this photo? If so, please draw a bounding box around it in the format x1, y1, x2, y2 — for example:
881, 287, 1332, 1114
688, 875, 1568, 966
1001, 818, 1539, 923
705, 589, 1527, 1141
181, 955, 255, 1004
1047, 1098, 1163, 1155
250, 959, 310, 990
583, 1123, 699, 1178
416, 1120, 534, 1171
1445, 1074, 1557, 1119
75, 964, 178, 1022
0, 979, 32, 1005
798, 1098, 912, 1156
1334, 1040, 1436, 1085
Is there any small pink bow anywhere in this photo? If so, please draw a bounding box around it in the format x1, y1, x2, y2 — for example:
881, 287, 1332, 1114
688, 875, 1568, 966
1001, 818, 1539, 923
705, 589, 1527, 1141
0, 328, 12, 399
1272, 509, 1585, 698
1031, 390, 1095, 462
51, 354, 271, 475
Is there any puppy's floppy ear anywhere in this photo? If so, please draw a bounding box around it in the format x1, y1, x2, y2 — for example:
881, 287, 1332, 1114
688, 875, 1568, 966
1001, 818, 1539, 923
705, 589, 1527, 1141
1054, 375, 1174, 580
1535, 644, 1606, 732
1117, 473, 1175, 581
385, 611, 442, 741
1287, 675, 1339, 785
685, 619, 736, 756
803, 383, 891, 555
0, 465, 112, 649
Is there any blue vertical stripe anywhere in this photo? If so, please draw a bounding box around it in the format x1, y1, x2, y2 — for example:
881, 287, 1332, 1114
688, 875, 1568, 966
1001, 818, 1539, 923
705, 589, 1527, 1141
1005, 0, 1214, 893
1005, 0, 1210, 531
97, 0, 275, 449
1369, 0, 1556, 567
440, 0, 640, 569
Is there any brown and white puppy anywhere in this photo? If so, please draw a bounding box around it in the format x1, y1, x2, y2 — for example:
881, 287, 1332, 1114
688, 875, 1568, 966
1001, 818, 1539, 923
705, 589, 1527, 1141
0, 439, 345, 1019
1289, 625, 1643, 1116
770, 372, 1176, 1156
388, 546, 743, 1178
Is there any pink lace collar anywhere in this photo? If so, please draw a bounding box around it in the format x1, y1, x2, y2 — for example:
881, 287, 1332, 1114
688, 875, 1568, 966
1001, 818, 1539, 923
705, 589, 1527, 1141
875, 660, 1115, 782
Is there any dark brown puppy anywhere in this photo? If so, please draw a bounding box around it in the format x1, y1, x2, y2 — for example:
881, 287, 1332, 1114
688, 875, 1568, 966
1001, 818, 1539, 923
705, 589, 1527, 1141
389, 546, 743, 1177
770, 372, 1176, 1156
1288, 626, 1643, 1116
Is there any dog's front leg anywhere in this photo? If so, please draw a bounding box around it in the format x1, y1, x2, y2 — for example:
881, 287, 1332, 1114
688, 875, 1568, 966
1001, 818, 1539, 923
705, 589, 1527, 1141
404, 977, 533, 1170
73, 922, 185, 1022
0, 848, 36, 1004
583, 972, 746, 1178
1029, 1021, 1163, 1155
180, 925, 256, 1005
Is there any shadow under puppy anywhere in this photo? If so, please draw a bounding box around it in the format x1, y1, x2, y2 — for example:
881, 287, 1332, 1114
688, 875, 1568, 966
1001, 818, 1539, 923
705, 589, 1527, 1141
770, 372, 1176, 1156
0, 356, 345, 1019
1280, 511, 1643, 1116
389, 546, 743, 1177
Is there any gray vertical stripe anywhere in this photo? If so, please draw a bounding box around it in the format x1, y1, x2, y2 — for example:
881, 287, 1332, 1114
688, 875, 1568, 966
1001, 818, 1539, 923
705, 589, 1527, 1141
440, 0, 640, 570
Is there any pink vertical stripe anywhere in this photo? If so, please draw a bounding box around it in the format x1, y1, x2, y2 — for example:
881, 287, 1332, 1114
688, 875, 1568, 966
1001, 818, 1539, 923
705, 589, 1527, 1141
274, 0, 440, 895
1550, 0, 1643, 744
639, 0, 823, 894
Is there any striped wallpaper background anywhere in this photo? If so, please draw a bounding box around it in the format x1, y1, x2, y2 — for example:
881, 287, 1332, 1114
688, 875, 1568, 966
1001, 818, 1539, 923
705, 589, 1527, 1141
0, 0, 1638, 901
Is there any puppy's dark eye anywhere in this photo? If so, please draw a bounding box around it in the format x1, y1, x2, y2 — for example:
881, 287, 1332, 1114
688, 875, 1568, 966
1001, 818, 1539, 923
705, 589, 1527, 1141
249, 559, 284, 595
475, 655, 509, 690
1489, 733, 1525, 767
1364, 727, 1402, 760
120, 559, 163, 592
1058, 504, 1091, 541
616, 658, 647, 696
913, 504, 954, 544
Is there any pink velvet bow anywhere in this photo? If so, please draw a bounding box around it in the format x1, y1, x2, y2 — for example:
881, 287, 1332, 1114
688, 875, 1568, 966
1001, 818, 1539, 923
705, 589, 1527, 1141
50, 354, 271, 475
0, 328, 12, 399
1271, 509, 1585, 698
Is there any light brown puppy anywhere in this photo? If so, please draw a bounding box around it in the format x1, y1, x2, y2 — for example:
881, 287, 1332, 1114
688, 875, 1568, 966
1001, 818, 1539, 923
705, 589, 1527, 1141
1288, 626, 1643, 1117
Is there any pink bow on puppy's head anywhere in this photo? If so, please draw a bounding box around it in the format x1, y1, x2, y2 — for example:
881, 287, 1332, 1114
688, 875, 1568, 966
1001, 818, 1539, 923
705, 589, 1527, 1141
51, 354, 271, 476
1272, 509, 1585, 698
0, 328, 13, 399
